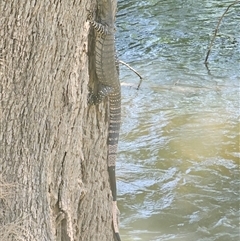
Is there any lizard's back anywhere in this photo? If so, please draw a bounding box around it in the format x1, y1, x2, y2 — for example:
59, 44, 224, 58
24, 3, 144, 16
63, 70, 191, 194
95, 31, 119, 90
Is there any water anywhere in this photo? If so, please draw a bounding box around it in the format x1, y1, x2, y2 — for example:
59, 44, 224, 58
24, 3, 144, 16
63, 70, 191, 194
115, 0, 240, 240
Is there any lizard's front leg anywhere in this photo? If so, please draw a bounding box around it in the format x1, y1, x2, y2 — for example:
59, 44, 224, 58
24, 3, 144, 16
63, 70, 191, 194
87, 11, 109, 36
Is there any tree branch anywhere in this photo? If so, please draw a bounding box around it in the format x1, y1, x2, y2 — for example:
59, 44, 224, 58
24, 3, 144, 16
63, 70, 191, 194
119, 60, 143, 90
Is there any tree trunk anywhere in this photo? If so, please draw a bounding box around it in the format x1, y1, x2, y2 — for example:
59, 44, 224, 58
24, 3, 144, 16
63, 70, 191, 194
0, 1, 114, 240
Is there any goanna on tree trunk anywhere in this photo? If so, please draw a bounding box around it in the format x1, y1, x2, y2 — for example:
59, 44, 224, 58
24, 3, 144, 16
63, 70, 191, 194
0, 0, 117, 240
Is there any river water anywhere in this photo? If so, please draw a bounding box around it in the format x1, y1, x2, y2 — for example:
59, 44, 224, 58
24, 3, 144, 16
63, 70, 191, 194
115, 1, 240, 240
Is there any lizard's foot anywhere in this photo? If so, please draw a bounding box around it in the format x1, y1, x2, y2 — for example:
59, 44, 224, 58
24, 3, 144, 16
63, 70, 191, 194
86, 9, 94, 22
87, 90, 96, 105
88, 85, 113, 105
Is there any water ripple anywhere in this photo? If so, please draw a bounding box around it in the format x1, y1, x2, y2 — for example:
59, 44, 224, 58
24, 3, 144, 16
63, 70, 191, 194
116, 1, 240, 240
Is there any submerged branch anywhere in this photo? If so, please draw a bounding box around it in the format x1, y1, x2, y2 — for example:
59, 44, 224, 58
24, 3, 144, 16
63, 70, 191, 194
204, 0, 239, 64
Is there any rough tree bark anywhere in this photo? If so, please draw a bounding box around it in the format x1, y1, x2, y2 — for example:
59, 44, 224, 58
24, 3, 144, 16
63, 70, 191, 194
0, 1, 115, 240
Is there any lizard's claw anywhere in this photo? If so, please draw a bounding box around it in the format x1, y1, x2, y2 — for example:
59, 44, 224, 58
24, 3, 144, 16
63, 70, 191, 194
86, 9, 94, 21
87, 88, 97, 105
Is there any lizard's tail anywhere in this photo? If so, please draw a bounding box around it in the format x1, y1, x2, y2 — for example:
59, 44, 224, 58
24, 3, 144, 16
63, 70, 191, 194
112, 201, 121, 241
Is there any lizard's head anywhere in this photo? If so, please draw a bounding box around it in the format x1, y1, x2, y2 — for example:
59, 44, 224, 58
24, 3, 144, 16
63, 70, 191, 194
99, 0, 117, 27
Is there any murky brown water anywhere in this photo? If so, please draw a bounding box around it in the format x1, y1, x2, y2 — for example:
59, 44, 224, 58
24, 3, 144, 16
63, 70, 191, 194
116, 0, 239, 240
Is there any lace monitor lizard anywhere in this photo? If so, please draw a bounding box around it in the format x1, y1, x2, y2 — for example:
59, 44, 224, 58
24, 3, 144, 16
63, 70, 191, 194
87, 0, 121, 240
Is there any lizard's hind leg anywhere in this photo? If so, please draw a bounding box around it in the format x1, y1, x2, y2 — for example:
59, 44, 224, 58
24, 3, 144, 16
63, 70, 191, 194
88, 85, 114, 105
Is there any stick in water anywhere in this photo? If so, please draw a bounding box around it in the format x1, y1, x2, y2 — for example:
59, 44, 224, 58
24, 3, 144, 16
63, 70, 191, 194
119, 60, 143, 90
204, 0, 239, 64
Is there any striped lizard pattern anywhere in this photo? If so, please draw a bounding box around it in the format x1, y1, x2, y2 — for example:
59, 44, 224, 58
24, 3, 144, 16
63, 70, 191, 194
87, 0, 121, 240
